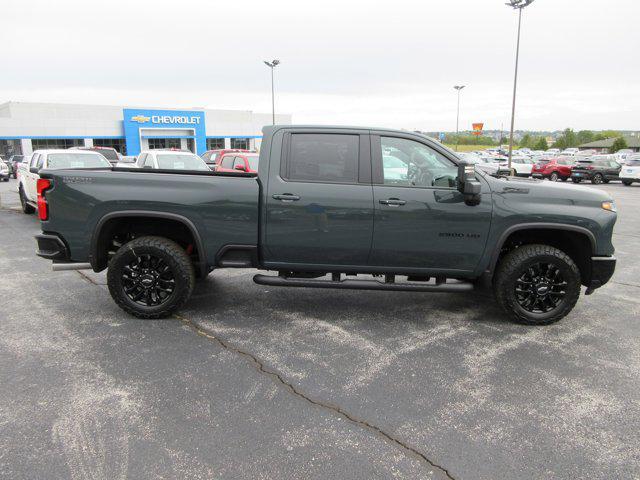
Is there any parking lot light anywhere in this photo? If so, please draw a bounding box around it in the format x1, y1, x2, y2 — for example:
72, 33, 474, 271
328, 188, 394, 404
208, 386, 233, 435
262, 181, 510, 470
453, 85, 465, 152
263, 60, 280, 125
506, 0, 535, 170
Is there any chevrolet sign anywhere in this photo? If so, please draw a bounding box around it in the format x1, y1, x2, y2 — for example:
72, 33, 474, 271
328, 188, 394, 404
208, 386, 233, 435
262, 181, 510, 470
130, 114, 200, 125
131, 115, 151, 123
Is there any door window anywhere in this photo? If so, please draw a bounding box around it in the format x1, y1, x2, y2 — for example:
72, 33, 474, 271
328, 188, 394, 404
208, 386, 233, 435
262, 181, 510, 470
286, 133, 359, 183
232, 157, 245, 170
221, 155, 235, 169
143, 155, 155, 168
380, 137, 457, 188
36, 154, 45, 169
30, 154, 39, 168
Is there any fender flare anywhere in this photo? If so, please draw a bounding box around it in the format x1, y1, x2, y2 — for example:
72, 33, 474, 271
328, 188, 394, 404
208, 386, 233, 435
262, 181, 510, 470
488, 222, 597, 274
90, 210, 207, 276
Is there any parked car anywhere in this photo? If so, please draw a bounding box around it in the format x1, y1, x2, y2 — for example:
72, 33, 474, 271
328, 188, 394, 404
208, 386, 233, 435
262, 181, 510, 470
457, 153, 510, 176
201, 149, 250, 170
620, 155, 640, 186
115, 156, 137, 168
215, 152, 260, 173
34, 125, 616, 326
498, 156, 534, 177
545, 148, 560, 156
135, 149, 209, 171
18, 150, 111, 215
531, 157, 574, 181
0, 161, 9, 181
8, 155, 25, 178
570, 155, 621, 184
70, 146, 121, 165
560, 148, 580, 156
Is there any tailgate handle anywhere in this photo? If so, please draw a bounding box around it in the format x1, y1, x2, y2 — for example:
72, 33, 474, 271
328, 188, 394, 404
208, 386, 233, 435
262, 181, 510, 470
379, 198, 406, 206
272, 193, 300, 201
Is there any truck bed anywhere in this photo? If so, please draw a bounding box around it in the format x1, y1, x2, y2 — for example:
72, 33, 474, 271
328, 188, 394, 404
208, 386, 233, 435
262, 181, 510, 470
39, 168, 260, 269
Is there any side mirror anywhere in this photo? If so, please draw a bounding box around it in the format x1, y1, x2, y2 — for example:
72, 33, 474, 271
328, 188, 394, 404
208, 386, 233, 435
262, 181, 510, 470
234, 164, 246, 171
457, 161, 482, 206
30, 167, 40, 174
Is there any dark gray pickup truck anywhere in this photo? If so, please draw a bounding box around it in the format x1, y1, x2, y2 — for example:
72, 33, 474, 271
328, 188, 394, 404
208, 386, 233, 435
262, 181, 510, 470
34, 126, 617, 325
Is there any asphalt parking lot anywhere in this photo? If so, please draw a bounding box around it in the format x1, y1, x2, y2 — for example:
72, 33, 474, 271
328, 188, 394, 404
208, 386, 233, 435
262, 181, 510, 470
0, 177, 638, 480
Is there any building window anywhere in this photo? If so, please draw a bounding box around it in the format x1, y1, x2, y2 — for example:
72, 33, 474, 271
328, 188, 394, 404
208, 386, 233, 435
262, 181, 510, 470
206, 138, 225, 150
147, 139, 166, 149
0, 140, 22, 158
93, 138, 126, 155
31, 138, 84, 150
230, 138, 250, 150
167, 139, 181, 149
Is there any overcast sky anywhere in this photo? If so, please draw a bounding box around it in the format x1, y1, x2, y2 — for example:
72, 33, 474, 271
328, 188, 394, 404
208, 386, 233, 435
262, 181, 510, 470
1, 0, 638, 132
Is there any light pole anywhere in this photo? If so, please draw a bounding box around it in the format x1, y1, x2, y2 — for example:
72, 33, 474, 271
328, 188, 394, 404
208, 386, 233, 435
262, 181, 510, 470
453, 85, 465, 152
506, 0, 535, 170
263, 59, 280, 125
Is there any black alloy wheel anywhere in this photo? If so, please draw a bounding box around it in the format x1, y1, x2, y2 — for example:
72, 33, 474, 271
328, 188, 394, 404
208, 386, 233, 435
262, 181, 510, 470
121, 254, 175, 307
514, 262, 566, 314
592, 173, 604, 184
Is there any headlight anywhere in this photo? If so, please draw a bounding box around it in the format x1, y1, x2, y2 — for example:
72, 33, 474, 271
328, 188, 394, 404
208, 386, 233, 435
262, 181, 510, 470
601, 201, 617, 212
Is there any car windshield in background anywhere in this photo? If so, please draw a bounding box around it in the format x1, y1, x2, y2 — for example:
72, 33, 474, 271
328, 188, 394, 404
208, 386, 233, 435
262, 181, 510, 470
87, 148, 119, 161
627, 159, 640, 166
47, 153, 112, 169
246, 155, 259, 171
156, 154, 209, 170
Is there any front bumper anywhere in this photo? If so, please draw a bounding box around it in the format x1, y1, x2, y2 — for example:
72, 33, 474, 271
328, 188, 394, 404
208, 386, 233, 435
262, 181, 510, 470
586, 256, 616, 293
35, 233, 70, 261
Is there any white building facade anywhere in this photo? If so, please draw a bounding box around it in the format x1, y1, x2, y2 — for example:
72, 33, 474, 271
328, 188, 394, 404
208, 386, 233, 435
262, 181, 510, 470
0, 102, 291, 157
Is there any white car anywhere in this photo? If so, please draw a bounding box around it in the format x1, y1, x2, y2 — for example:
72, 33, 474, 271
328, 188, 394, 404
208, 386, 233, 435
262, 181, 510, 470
620, 155, 640, 186
18, 149, 111, 214
560, 148, 579, 156
115, 156, 137, 168
0, 161, 9, 181
458, 153, 509, 176
546, 148, 560, 156
498, 155, 534, 177
134, 149, 210, 171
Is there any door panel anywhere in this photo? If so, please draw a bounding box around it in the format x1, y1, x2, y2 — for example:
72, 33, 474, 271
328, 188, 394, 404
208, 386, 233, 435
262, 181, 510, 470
264, 131, 373, 266
369, 134, 492, 273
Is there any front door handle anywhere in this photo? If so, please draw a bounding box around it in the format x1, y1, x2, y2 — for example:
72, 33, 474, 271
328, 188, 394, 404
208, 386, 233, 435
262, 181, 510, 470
379, 198, 406, 206
272, 193, 300, 202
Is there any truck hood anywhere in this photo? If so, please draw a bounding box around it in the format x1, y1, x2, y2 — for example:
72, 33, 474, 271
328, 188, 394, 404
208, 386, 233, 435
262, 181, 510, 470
486, 176, 613, 203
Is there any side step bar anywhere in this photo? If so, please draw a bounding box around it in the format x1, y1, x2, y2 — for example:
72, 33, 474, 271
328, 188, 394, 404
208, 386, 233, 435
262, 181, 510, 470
253, 274, 473, 293
52, 262, 92, 271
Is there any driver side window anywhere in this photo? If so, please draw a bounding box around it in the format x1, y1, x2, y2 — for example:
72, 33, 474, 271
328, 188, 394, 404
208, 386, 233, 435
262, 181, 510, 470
380, 137, 457, 188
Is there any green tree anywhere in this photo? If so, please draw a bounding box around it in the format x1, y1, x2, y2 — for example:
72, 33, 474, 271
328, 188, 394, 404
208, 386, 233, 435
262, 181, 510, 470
533, 136, 548, 151
576, 130, 594, 145
594, 130, 622, 141
610, 136, 628, 153
552, 128, 579, 149
519, 134, 532, 148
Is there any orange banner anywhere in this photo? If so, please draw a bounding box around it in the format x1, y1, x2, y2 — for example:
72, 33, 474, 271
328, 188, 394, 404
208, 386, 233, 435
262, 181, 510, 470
472, 123, 484, 136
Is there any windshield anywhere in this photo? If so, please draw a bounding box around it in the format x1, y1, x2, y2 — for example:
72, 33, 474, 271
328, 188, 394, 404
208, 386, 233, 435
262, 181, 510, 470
47, 153, 111, 169
88, 148, 119, 161
156, 154, 208, 170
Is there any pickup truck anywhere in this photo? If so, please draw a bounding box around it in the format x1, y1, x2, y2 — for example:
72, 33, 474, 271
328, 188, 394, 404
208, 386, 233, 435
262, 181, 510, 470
34, 126, 617, 325
18, 149, 112, 215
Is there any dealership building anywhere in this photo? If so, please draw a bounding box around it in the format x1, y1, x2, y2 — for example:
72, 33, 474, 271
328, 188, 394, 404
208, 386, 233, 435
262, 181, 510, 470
0, 102, 291, 158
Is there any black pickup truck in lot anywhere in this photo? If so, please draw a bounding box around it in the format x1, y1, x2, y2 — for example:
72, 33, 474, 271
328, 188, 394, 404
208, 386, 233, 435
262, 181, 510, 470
34, 126, 617, 325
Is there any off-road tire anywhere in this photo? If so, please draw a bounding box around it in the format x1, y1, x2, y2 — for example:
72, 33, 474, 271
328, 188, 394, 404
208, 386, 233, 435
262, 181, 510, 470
19, 187, 35, 214
494, 244, 581, 325
549, 172, 559, 182
592, 173, 603, 184
107, 236, 195, 319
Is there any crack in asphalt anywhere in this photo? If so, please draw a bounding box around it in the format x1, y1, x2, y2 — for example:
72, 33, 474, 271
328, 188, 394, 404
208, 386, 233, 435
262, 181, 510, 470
174, 313, 456, 480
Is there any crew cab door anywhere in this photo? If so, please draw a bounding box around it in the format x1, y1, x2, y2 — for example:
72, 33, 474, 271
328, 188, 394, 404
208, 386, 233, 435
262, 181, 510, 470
263, 130, 374, 267
25, 153, 43, 201
369, 134, 492, 273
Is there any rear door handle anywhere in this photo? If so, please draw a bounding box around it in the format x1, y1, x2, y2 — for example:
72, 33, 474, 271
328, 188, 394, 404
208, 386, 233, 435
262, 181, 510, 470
272, 193, 300, 201
379, 198, 406, 206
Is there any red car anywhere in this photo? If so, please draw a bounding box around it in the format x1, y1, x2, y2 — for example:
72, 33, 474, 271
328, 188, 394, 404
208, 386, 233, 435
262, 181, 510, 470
530, 156, 575, 181
201, 149, 249, 170
215, 152, 260, 173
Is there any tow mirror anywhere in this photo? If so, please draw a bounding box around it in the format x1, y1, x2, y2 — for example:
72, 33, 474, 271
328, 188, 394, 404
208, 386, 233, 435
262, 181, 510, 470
457, 161, 481, 206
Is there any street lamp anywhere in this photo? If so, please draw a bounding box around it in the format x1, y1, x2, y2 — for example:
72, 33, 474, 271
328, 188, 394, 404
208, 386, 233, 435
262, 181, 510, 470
263, 59, 280, 125
453, 85, 465, 152
505, 0, 535, 170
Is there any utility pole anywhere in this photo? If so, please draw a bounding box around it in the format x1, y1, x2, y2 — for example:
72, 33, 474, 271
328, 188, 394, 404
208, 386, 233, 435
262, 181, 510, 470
263, 60, 280, 125
506, 0, 535, 170
453, 85, 465, 152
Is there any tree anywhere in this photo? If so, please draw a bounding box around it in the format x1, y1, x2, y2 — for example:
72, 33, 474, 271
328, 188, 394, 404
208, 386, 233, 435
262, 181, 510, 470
594, 130, 622, 141
519, 134, 532, 148
576, 130, 595, 145
552, 128, 578, 149
533, 136, 548, 151
610, 136, 628, 153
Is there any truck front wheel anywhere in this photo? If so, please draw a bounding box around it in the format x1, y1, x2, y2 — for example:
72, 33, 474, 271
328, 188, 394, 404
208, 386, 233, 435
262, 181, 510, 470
107, 236, 195, 319
493, 244, 581, 325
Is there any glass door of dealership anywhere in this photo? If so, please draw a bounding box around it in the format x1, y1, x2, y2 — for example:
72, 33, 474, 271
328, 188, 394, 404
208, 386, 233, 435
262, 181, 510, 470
140, 128, 197, 153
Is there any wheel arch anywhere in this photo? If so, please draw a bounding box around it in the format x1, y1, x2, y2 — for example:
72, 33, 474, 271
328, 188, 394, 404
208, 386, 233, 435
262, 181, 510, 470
90, 210, 207, 277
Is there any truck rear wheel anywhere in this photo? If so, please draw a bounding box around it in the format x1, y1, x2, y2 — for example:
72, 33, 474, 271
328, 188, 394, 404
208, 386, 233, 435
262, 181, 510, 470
19, 187, 35, 214
494, 244, 581, 325
107, 236, 195, 319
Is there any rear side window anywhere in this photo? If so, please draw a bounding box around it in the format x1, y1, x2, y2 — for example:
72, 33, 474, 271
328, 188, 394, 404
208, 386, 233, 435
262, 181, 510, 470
46, 153, 111, 169
221, 155, 235, 169
286, 133, 359, 183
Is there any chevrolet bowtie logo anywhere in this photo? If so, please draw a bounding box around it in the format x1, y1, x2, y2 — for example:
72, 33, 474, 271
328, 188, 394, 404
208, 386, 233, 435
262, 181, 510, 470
131, 115, 150, 123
